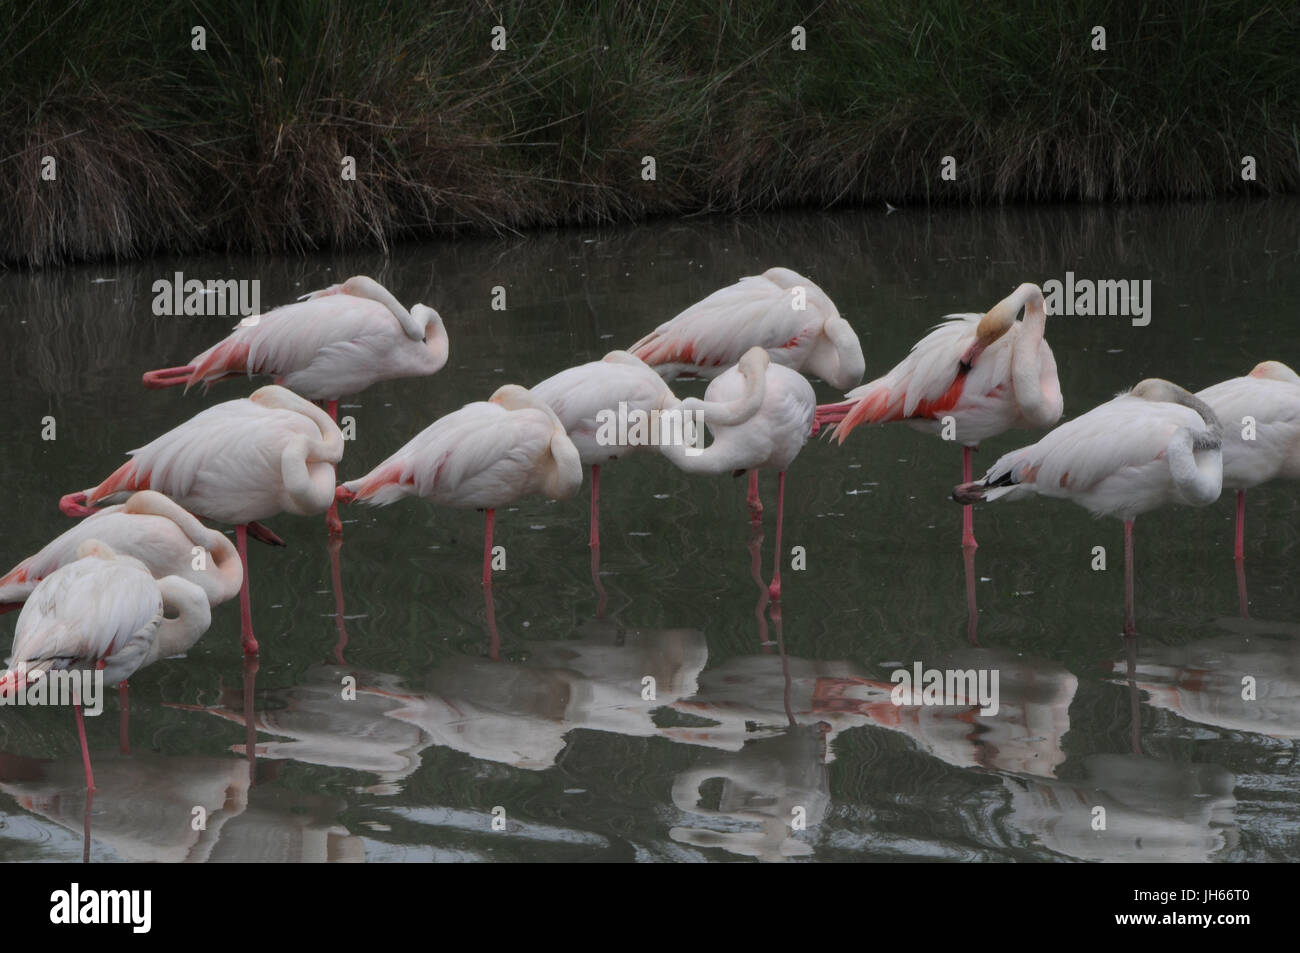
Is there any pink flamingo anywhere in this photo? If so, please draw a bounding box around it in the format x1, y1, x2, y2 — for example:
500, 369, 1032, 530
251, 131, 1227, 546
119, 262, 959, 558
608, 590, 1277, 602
58, 385, 344, 656
954, 379, 1223, 636
1197, 361, 1300, 562
630, 267, 864, 390
0, 541, 211, 792
336, 385, 582, 654
142, 275, 448, 536
530, 351, 679, 552
659, 347, 815, 602
817, 282, 1062, 549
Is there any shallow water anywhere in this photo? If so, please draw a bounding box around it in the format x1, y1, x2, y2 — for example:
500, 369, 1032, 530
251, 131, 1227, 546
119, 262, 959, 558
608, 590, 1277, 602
1, 200, 1298, 862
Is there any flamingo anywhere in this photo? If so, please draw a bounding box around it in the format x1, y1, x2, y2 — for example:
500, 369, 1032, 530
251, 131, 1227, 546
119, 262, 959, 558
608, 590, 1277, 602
58, 385, 344, 656
530, 350, 679, 552
659, 347, 815, 601
1196, 361, 1300, 561
953, 379, 1223, 636
629, 267, 864, 390
817, 282, 1062, 548
0, 541, 211, 792
1, 490, 242, 613
142, 275, 449, 536
335, 385, 582, 637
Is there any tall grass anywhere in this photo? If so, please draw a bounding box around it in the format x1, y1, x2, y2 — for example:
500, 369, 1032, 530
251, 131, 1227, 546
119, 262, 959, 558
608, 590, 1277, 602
2, 0, 1297, 267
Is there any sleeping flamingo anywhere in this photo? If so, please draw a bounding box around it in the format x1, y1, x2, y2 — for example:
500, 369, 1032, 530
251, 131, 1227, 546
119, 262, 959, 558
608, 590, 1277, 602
58, 385, 344, 656
142, 275, 448, 536
530, 351, 679, 551
817, 282, 1062, 549
1196, 361, 1300, 561
953, 379, 1223, 636
659, 347, 815, 601
336, 384, 582, 646
0, 540, 212, 792
1, 490, 242, 613
629, 267, 864, 390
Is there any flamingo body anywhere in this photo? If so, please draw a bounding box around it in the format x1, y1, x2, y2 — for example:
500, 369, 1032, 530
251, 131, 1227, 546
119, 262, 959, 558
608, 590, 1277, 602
1197, 361, 1300, 490
630, 268, 864, 389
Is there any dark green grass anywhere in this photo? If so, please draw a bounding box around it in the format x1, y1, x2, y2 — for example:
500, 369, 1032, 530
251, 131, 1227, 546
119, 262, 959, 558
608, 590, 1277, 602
3, 0, 1298, 267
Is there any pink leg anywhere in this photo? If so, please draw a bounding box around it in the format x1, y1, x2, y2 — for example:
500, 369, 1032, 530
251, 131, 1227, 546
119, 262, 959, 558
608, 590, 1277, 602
964, 544, 979, 646
589, 464, 601, 550
75, 703, 95, 793
119, 681, 130, 755
746, 470, 762, 522
1235, 558, 1249, 618
748, 515, 771, 652
483, 509, 499, 661
1123, 519, 1136, 637
1233, 489, 1245, 562
324, 400, 343, 538
961, 446, 977, 550
328, 536, 348, 665
768, 471, 786, 602
236, 525, 259, 656
590, 545, 608, 621
243, 656, 259, 785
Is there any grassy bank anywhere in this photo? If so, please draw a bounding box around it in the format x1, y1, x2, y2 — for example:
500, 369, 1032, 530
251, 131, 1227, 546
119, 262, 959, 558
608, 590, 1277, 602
3, 0, 1298, 268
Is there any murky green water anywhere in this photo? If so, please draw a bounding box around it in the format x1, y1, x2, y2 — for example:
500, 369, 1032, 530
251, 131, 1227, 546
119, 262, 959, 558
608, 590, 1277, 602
1, 201, 1298, 862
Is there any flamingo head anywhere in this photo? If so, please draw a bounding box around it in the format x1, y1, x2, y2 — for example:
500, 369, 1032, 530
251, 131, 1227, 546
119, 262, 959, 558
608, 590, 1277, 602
960, 293, 1021, 370
489, 384, 542, 412
1249, 360, 1300, 384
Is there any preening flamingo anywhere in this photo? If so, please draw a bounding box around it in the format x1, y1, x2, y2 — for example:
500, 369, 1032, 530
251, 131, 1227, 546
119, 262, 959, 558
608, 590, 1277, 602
0, 541, 211, 792
1, 490, 242, 613
818, 282, 1062, 548
659, 346, 816, 601
953, 379, 1223, 636
59, 385, 344, 655
336, 384, 582, 646
629, 267, 864, 389
530, 350, 678, 552
142, 275, 448, 536
1196, 360, 1300, 561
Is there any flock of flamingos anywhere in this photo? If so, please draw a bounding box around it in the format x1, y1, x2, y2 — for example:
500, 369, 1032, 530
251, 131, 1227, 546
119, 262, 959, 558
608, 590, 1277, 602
1, 267, 1298, 794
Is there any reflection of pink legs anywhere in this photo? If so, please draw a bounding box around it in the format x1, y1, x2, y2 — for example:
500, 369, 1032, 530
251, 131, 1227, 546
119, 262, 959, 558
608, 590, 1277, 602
589, 464, 601, 550
768, 472, 786, 602
1233, 489, 1245, 562
961, 446, 977, 549
235, 525, 259, 656
75, 703, 95, 793
1123, 519, 1136, 637
746, 470, 762, 521
119, 681, 130, 754
243, 656, 259, 785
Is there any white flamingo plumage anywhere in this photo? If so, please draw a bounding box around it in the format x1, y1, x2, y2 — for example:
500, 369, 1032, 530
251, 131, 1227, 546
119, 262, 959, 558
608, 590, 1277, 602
1196, 360, 1300, 560
0, 491, 242, 613
336, 384, 583, 594
953, 378, 1223, 635
817, 282, 1062, 548
142, 275, 448, 537
629, 267, 864, 390
659, 346, 816, 601
0, 541, 211, 792
58, 385, 344, 655
530, 350, 679, 550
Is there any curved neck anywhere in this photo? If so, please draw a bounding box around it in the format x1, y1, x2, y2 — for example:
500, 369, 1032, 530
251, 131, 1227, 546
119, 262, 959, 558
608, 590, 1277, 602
425, 314, 450, 370
150, 576, 212, 663
543, 429, 582, 499
1009, 286, 1056, 427
360, 283, 424, 341
1165, 428, 1223, 506
806, 317, 865, 391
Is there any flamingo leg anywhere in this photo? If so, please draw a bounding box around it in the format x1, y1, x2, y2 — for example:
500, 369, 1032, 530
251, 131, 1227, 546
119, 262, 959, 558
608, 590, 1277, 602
746, 470, 762, 522
964, 544, 979, 646
748, 514, 771, 652
328, 535, 348, 665
118, 681, 130, 755
1235, 558, 1250, 619
1233, 489, 1245, 562
1123, 519, 1136, 637
243, 655, 259, 785
589, 464, 601, 551
768, 471, 786, 602
324, 400, 344, 538
235, 525, 259, 656
75, 703, 95, 793
82, 789, 93, 864
483, 508, 500, 661
590, 545, 608, 621
961, 446, 977, 550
